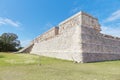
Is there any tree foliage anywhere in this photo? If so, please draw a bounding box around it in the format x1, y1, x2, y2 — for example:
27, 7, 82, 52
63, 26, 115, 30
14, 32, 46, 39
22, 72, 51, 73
0, 33, 21, 52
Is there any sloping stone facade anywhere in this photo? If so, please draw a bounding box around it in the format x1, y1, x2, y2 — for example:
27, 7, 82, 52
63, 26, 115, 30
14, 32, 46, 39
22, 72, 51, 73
20, 11, 120, 63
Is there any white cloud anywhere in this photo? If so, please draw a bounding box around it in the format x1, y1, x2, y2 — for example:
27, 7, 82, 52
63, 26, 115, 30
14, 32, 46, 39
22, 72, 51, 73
101, 10, 120, 37
104, 10, 120, 22
0, 17, 21, 27
101, 24, 120, 37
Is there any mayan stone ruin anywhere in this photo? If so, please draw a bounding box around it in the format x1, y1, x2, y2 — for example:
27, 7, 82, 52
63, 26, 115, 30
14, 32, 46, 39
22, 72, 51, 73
19, 11, 120, 63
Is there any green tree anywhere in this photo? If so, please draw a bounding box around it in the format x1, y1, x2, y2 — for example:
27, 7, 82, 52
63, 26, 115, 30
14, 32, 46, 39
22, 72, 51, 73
0, 37, 3, 52
0, 33, 21, 52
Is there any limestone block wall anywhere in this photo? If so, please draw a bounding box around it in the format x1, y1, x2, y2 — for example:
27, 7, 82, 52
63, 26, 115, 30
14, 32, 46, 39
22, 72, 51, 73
59, 12, 82, 34
30, 12, 84, 62
34, 27, 59, 43
81, 26, 120, 62
30, 25, 83, 62
81, 12, 101, 32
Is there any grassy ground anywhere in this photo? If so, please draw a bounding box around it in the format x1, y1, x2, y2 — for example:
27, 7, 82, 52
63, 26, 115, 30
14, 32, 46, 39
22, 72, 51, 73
0, 52, 120, 80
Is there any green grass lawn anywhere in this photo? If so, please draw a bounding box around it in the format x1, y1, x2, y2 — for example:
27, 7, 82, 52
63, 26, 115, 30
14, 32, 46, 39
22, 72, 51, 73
0, 52, 120, 80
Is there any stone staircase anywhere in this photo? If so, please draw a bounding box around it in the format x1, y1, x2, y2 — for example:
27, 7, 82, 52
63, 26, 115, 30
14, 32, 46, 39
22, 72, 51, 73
18, 41, 34, 53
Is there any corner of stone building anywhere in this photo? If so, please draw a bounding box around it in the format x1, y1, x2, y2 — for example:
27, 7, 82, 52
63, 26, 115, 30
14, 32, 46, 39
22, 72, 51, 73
72, 24, 84, 63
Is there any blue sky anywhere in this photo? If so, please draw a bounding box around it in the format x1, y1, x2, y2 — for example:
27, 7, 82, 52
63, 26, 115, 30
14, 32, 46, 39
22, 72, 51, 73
0, 0, 120, 46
